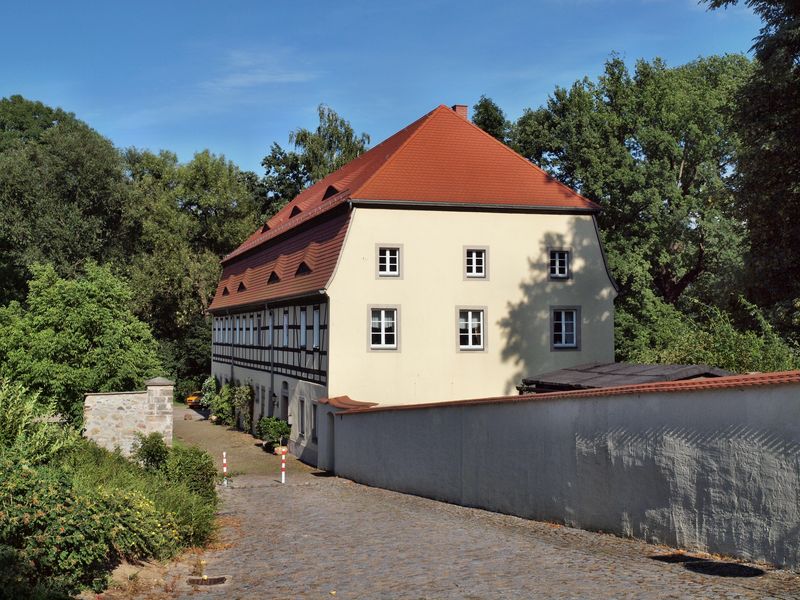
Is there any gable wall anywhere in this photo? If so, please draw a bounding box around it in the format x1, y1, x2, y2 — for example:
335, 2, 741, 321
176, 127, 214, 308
326, 207, 616, 405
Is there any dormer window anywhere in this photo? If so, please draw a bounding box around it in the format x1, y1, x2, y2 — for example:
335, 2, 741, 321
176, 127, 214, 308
237, 282, 246, 292
267, 271, 280, 284
549, 249, 571, 279
377, 246, 401, 278
290, 206, 302, 218
261, 223, 270, 233
222, 287, 230, 296
322, 185, 339, 200
295, 261, 312, 276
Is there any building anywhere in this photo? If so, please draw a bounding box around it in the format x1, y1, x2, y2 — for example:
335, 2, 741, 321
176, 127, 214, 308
208, 104, 617, 465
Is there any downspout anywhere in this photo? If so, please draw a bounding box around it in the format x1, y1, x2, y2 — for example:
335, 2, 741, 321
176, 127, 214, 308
226, 309, 233, 383
267, 302, 275, 413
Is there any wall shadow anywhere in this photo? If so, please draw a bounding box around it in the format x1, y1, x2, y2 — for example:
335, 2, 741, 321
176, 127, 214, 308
650, 553, 766, 578
498, 216, 616, 393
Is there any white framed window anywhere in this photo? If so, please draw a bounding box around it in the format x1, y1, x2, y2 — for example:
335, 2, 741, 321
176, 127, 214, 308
465, 248, 487, 278
549, 249, 570, 279
370, 308, 398, 349
312, 306, 320, 350
377, 246, 401, 277
283, 310, 289, 347
300, 308, 307, 349
552, 307, 579, 349
458, 309, 485, 350
268, 311, 273, 347
299, 398, 306, 436
235, 316, 240, 344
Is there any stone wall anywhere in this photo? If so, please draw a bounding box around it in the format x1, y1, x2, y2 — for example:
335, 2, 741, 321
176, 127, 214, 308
332, 380, 800, 569
83, 377, 174, 456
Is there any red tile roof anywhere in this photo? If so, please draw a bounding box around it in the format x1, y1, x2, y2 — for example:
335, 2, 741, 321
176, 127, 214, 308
337, 370, 800, 414
319, 396, 378, 409
213, 104, 601, 311
223, 104, 597, 264
209, 208, 350, 312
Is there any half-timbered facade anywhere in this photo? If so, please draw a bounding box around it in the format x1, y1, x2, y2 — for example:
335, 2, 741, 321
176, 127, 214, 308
209, 104, 617, 466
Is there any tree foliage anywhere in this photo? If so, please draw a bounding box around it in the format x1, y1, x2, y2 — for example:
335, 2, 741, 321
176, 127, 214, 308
261, 104, 370, 213
705, 0, 800, 335
0, 263, 162, 422
472, 95, 510, 142
510, 55, 759, 358
0, 97, 129, 305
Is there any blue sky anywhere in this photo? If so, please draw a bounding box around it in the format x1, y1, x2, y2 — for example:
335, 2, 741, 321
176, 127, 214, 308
1, 1, 759, 173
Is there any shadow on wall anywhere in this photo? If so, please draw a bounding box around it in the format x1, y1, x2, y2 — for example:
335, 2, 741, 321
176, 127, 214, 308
498, 217, 615, 394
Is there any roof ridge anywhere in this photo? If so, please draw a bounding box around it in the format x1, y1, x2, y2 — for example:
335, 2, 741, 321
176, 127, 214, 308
451, 106, 599, 210
350, 105, 444, 199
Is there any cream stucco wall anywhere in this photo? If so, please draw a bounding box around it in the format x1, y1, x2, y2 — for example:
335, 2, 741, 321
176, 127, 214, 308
326, 207, 616, 405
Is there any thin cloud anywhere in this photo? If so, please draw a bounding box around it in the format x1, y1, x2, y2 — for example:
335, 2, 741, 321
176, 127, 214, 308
201, 49, 317, 92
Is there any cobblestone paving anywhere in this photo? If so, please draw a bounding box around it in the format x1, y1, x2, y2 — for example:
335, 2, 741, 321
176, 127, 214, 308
152, 469, 800, 600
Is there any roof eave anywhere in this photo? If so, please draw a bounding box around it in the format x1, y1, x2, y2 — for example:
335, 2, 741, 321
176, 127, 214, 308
207, 289, 328, 315
349, 198, 600, 214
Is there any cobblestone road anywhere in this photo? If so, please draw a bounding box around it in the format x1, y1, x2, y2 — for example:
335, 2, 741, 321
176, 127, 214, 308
150, 469, 799, 600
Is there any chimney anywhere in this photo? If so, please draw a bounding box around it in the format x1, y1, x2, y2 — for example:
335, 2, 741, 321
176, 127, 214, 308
451, 104, 468, 120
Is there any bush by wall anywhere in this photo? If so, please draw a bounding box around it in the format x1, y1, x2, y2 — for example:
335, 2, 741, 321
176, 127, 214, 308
132, 431, 170, 472
0, 379, 77, 466
165, 445, 218, 501
256, 416, 291, 448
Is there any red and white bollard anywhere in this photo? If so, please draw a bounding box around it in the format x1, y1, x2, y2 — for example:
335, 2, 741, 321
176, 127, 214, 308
223, 451, 228, 487
280, 448, 287, 484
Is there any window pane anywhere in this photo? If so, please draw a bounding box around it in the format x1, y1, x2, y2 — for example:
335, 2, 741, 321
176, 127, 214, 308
313, 307, 320, 348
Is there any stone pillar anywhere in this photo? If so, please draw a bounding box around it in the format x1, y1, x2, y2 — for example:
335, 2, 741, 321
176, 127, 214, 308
145, 377, 174, 447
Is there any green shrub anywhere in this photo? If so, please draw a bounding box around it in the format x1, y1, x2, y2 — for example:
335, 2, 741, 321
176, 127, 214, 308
232, 385, 253, 432
200, 375, 218, 409
165, 445, 218, 501
256, 417, 291, 447
0, 379, 77, 465
132, 431, 169, 472
0, 461, 126, 593
209, 384, 234, 425
0, 544, 72, 600
62, 440, 217, 548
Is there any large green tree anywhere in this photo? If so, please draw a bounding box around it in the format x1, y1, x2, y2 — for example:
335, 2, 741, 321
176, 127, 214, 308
0, 97, 130, 305
0, 263, 162, 423
511, 55, 753, 358
122, 148, 262, 398
705, 0, 800, 336
261, 104, 370, 213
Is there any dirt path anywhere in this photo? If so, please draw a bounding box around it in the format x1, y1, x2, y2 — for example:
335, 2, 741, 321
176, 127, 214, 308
172, 405, 318, 480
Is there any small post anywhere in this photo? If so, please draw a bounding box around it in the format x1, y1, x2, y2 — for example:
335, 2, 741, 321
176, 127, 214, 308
223, 451, 228, 487
281, 448, 287, 484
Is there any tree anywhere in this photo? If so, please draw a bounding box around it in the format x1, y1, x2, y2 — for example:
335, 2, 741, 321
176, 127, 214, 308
511, 55, 753, 357
122, 149, 259, 398
472, 95, 510, 142
0, 263, 162, 423
704, 1, 800, 336
261, 104, 369, 213
0, 96, 130, 305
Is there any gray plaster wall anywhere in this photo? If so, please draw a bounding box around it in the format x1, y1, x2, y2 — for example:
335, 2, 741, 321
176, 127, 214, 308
83, 380, 173, 456
333, 384, 800, 569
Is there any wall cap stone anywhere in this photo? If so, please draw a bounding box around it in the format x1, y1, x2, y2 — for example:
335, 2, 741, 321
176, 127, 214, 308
145, 377, 175, 386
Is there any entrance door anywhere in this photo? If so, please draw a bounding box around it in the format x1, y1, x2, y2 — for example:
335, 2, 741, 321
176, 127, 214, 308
280, 381, 289, 421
